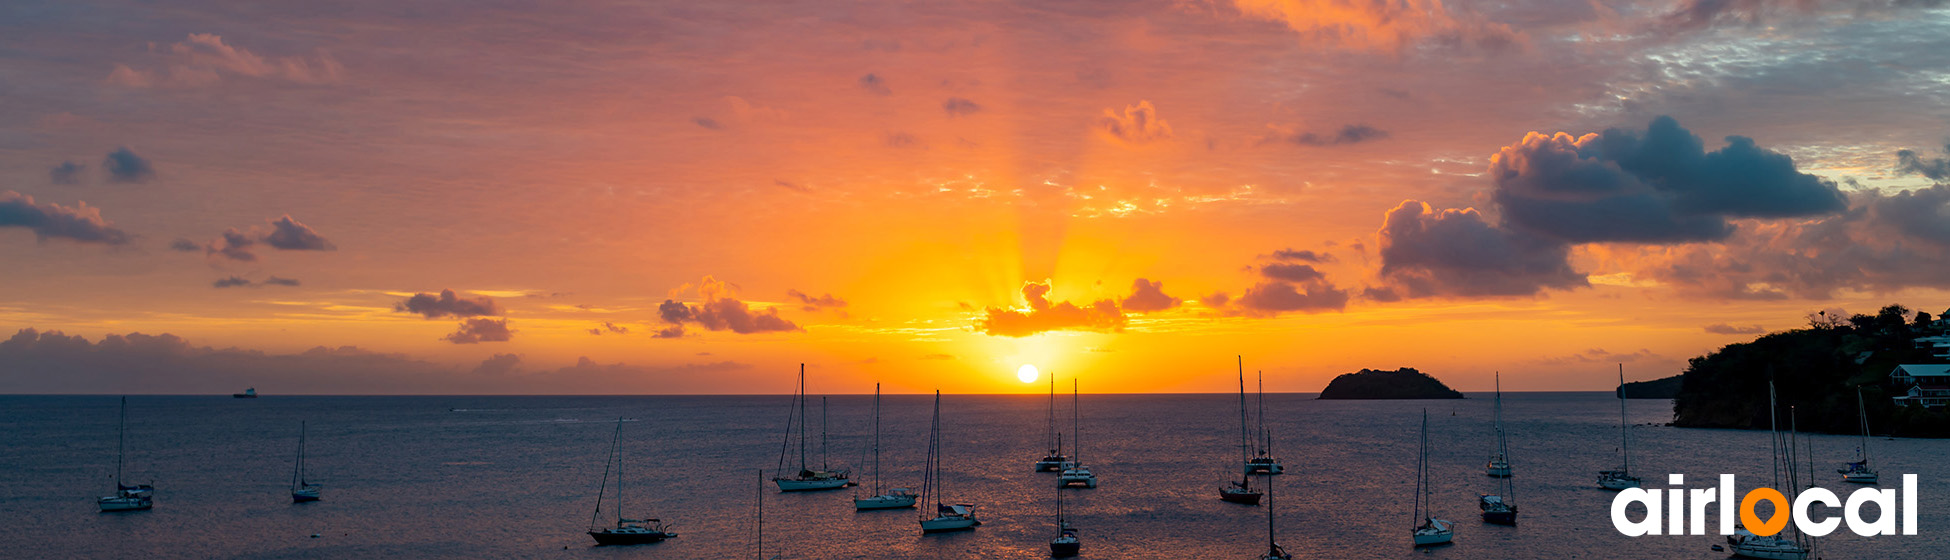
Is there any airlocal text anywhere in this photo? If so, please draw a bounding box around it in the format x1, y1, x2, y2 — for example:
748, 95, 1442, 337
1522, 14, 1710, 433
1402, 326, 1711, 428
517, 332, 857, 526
1611, 474, 1916, 537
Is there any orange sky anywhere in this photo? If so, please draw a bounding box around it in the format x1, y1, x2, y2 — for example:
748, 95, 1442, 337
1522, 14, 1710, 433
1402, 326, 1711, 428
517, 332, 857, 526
3, 0, 1949, 394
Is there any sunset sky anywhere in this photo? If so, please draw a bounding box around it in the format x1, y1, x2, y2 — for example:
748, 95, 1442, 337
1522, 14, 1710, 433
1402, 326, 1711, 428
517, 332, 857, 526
3, 0, 1949, 394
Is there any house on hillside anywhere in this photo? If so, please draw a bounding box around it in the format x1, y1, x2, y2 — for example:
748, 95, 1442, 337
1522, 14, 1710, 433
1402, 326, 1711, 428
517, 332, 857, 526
1890, 364, 1950, 408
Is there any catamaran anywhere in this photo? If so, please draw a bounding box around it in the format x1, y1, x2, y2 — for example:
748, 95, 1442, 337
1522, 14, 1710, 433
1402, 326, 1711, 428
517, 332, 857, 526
291, 421, 322, 503
1035, 375, 1070, 472
1838, 387, 1879, 484
1412, 409, 1453, 547
855, 383, 917, 510
1245, 369, 1284, 475
98, 396, 153, 512
1598, 364, 1643, 490
1727, 382, 1812, 560
1220, 358, 1263, 505
1057, 377, 1098, 489
774, 364, 851, 492
919, 391, 980, 533
586, 417, 677, 546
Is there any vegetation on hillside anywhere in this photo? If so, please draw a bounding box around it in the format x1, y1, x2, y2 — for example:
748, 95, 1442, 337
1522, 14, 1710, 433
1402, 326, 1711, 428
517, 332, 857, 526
1317, 368, 1464, 400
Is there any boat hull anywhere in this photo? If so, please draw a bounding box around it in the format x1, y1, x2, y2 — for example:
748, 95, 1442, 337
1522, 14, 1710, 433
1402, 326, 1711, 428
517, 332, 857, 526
854, 494, 917, 510
1481, 510, 1516, 525
1220, 489, 1262, 505
1598, 473, 1641, 490
1057, 470, 1097, 489
1842, 472, 1879, 484
920, 516, 980, 533
775, 476, 851, 492
1244, 459, 1284, 475
1486, 461, 1511, 478
1413, 531, 1454, 546
1728, 539, 1809, 560
98, 497, 152, 512
292, 492, 321, 503
1050, 538, 1079, 557
1035, 457, 1069, 472
588, 530, 673, 546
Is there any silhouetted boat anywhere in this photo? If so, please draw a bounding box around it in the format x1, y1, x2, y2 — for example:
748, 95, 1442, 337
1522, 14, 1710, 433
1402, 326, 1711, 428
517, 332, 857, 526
1220, 357, 1263, 505
1245, 368, 1283, 475
1412, 409, 1453, 547
1258, 474, 1291, 560
98, 396, 153, 512
1727, 382, 1810, 560
1057, 376, 1097, 489
1050, 462, 1080, 557
919, 391, 979, 533
291, 421, 322, 503
1035, 375, 1070, 472
855, 383, 917, 510
774, 364, 851, 492
1479, 373, 1517, 525
233, 387, 258, 398
1485, 372, 1511, 478
1598, 364, 1643, 491
586, 417, 675, 546
1838, 387, 1879, 484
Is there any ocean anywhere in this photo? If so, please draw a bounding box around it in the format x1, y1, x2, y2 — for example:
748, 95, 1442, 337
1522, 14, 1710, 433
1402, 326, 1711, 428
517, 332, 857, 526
0, 393, 1939, 559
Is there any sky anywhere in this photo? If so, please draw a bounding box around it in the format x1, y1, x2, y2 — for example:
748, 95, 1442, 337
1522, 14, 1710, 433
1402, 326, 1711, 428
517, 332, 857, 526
2, 0, 1949, 395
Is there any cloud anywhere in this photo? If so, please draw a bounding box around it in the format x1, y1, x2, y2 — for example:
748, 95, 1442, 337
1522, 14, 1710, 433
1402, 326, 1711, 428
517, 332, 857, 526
444, 318, 513, 344
395, 289, 503, 319
1234, 279, 1349, 314
50, 161, 84, 185
859, 73, 891, 95
1200, 292, 1231, 307
774, 179, 810, 193
588, 321, 630, 335
169, 238, 201, 252
1703, 323, 1766, 335
1096, 101, 1173, 145
214, 275, 299, 288
943, 97, 982, 116
1376, 200, 1587, 298
884, 132, 925, 149
1897, 144, 1950, 181
1660, 0, 1946, 32
1488, 116, 1846, 243
1258, 263, 1325, 283
105, 33, 342, 88
693, 117, 722, 130
657, 276, 803, 335
1258, 124, 1389, 147
977, 280, 1126, 337
262, 215, 335, 250
1231, 0, 1519, 53
213, 276, 252, 288
264, 276, 301, 286
473, 353, 522, 376
1269, 248, 1335, 263
786, 289, 847, 312
0, 191, 132, 245
1540, 347, 1662, 365
200, 215, 335, 261
1120, 278, 1182, 313
102, 147, 154, 183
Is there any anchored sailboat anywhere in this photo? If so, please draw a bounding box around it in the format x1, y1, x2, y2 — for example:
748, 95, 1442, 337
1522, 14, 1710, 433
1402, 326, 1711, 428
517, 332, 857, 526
1049, 466, 1080, 557
1257, 473, 1292, 560
1479, 374, 1516, 525
1245, 369, 1283, 475
1839, 387, 1879, 484
1412, 409, 1453, 547
774, 364, 851, 492
919, 391, 980, 533
1057, 376, 1098, 489
1035, 375, 1070, 472
98, 396, 152, 512
586, 418, 676, 546
1220, 358, 1263, 505
855, 383, 917, 510
1598, 364, 1643, 491
291, 421, 322, 503
1727, 382, 1812, 560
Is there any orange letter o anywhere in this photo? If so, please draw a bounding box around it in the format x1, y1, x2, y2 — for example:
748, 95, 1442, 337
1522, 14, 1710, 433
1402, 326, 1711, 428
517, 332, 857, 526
1740, 487, 1790, 537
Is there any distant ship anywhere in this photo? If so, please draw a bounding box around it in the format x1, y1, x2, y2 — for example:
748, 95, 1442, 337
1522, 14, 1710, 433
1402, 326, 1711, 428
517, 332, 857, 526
233, 388, 258, 398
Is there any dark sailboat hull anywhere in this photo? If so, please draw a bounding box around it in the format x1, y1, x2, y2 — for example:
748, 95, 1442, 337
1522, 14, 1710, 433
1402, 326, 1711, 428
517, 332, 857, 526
292, 493, 320, 503
1220, 490, 1262, 505
1482, 510, 1517, 525
588, 531, 672, 546
1050, 541, 1080, 557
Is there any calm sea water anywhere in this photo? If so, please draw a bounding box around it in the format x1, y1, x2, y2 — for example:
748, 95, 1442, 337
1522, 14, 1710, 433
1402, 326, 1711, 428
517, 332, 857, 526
0, 393, 1941, 559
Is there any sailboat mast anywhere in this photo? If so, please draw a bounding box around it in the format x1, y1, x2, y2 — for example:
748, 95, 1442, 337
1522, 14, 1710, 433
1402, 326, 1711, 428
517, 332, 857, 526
1238, 356, 1249, 465
1071, 376, 1080, 465
116, 396, 127, 487
1266, 471, 1276, 550
798, 365, 808, 473
822, 396, 829, 472
755, 469, 764, 559
1416, 409, 1428, 526
292, 421, 305, 490
1258, 371, 1268, 454
1857, 388, 1871, 464
1769, 381, 1782, 492
591, 418, 622, 530
873, 383, 882, 495
1048, 375, 1058, 455
1617, 364, 1630, 475
617, 417, 625, 523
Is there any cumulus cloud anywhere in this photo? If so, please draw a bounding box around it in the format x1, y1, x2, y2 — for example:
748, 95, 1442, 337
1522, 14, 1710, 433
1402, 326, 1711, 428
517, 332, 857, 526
943, 97, 982, 116
102, 147, 153, 183
264, 276, 301, 286
215, 275, 298, 288
201, 214, 336, 261
0, 191, 132, 245
1257, 263, 1325, 283
1269, 248, 1335, 263
1488, 116, 1846, 243
50, 161, 84, 185
588, 321, 630, 335
105, 33, 343, 88
473, 353, 522, 376
395, 289, 503, 319
786, 289, 847, 312
1096, 101, 1173, 145
1661, 0, 1946, 32
1375, 200, 1587, 297
169, 238, 201, 252
1234, 279, 1349, 314
1120, 278, 1182, 313
1897, 143, 1950, 181
263, 215, 335, 250
1704, 323, 1766, 335
859, 73, 891, 95
1231, 0, 1519, 53
692, 117, 723, 130
656, 276, 803, 336
1258, 124, 1389, 147
213, 276, 252, 288
977, 280, 1126, 337
444, 318, 513, 344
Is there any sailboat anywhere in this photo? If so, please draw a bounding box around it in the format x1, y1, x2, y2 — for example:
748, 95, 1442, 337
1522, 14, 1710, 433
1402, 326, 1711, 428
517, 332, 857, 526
1412, 409, 1454, 546
586, 417, 677, 546
1245, 369, 1284, 475
1220, 358, 1263, 505
1050, 466, 1081, 557
1257, 474, 1293, 560
754, 469, 782, 559
855, 383, 917, 510
1479, 374, 1517, 524
98, 396, 152, 512
291, 421, 322, 503
919, 390, 980, 533
1035, 375, 1070, 472
1057, 377, 1098, 489
1839, 387, 1879, 484
774, 364, 851, 492
1727, 382, 1812, 560
1598, 364, 1643, 490
232, 387, 258, 398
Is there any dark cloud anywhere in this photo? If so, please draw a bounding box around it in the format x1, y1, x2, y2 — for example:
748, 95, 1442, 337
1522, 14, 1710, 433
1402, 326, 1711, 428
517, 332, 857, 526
1703, 323, 1766, 334
943, 97, 982, 116
1376, 200, 1587, 298
977, 280, 1126, 337
588, 321, 629, 335
444, 318, 513, 344
774, 179, 810, 193
1258, 263, 1325, 283
1234, 280, 1349, 314
210, 275, 298, 288
50, 161, 85, 185
262, 215, 335, 250
1489, 116, 1845, 243
473, 353, 522, 376
102, 147, 154, 183
264, 276, 300, 286
657, 276, 802, 335
1269, 248, 1334, 263
1662, 0, 1946, 31
1260, 124, 1389, 147
395, 289, 503, 319
1119, 278, 1181, 313
1096, 101, 1173, 145
1897, 144, 1950, 180
213, 276, 252, 288
169, 238, 201, 252
859, 73, 891, 95
692, 117, 723, 130
1200, 292, 1230, 307
202, 215, 335, 261
786, 289, 847, 312
0, 191, 132, 245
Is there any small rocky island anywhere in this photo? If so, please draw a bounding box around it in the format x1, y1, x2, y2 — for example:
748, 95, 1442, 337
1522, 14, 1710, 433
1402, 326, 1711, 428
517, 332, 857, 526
1317, 368, 1464, 400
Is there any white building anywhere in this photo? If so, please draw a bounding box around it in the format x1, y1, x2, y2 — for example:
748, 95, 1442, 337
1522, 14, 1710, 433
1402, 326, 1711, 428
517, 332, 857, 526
1889, 364, 1950, 408
1912, 336, 1950, 360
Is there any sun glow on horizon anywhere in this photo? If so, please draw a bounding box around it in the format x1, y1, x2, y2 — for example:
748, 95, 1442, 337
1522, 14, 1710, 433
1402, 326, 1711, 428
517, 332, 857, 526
1017, 363, 1040, 383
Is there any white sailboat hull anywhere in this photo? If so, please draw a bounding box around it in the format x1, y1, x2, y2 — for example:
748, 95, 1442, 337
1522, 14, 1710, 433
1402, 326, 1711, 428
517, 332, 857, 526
920, 515, 980, 532
1598, 471, 1641, 490
1413, 519, 1453, 546
1034, 458, 1068, 472
1728, 536, 1809, 560
1244, 459, 1284, 475
1485, 460, 1511, 478
1842, 471, 1878, 484
854, 493, 917, 510
1057, 468, 1097, 489
98, 495, 151, 512
775, 476, 851, 492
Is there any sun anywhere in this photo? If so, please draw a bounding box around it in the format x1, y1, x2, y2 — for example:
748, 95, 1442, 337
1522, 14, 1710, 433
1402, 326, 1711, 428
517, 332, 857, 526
1017, 364, 1040, 384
